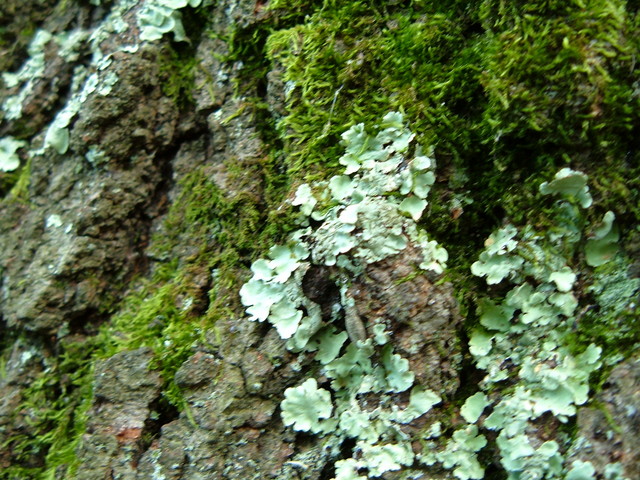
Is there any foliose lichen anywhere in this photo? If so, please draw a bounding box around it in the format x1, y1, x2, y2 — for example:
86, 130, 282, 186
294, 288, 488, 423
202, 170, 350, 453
137, 0, 203, 42
242, 110, 634, 478
241, 112, 448, 478
1, 0, 142, 162
0, 136, 26, 172
467, 167, 632, 479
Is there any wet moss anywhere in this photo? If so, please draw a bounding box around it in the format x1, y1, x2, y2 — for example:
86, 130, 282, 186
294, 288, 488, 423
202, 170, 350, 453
265, 2, 485, 178
3, 0, 639, 477
1, 336, 95, 480
480, 0, 638, 156
263, 0, 638, 233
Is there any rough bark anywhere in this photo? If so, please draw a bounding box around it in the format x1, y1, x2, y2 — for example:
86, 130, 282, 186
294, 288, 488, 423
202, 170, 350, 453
0, 1, 638, 479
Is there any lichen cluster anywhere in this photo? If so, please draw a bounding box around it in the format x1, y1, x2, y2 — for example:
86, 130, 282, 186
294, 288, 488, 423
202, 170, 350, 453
241, 113, 447, 477
242, 115, 634, 479
466, 168, 626, 479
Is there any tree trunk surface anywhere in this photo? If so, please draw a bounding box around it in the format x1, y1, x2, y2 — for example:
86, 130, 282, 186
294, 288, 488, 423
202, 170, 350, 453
0, 1, 638, 479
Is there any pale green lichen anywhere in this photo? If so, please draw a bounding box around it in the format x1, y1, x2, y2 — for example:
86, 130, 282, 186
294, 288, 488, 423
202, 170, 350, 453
548, 266, 577, 292
467, 167, 622, 479
2, 29, 52, 120
470, 224, 524, 284
460, 392, 490, 424
0, 137, 27, 172
436, 425, 487, 480
2, 0, 144, 165
566, 461, 596, 480
539, 168, 592, 208
241, 112, 447, 353
280, 378, 333, 433
241, 113, 446, 478
291, 183, 317, 216
603, 462, 630, 480
137, 0, 203, 42
241, 111, 630, 478
585, 211, 619, 267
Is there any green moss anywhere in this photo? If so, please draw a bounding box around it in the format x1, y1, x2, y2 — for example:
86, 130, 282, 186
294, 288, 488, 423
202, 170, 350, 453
95, 157, 298, 406
4, 157, 31, 201
153, 0, 214, 108
262, 0, 639, 245
480, 0, 638, 153
266, 2, 484, 178
1, 336, 95, 480
158, 46, 199, 108
3, 0, 639, 476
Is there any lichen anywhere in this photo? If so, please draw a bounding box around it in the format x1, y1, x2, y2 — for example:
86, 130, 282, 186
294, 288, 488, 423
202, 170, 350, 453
1, 0, 639, 477
0, 136, 26, 171
466, 168, 632, 479
137, 0, 203, 42
241, 113, 446, 477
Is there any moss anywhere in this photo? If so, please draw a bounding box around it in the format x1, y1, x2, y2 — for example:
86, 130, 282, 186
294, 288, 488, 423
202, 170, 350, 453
3, 157, 31, 201
266, 3, 483, 177
152, 0, 214, 109
93, 155, 298, 406
263, 0, 638, 231
0, 170, 22, 198
479, 0, 638, 154
3, 0, 639, 476
158, 46, 199, 109
1, 335, 95, 480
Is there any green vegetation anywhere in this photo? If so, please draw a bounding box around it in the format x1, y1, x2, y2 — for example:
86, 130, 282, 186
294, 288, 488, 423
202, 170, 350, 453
158, 46, 199, 108
0, 336, 95, 479
264, 0, 639, 272
241, 110, 637, 477
1, 156, 291, 478
468, 169, 608, 479
1, 0, 639, 477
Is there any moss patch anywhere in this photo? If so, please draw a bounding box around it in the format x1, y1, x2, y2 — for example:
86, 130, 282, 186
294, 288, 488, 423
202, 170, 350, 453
0, 336, 95, 479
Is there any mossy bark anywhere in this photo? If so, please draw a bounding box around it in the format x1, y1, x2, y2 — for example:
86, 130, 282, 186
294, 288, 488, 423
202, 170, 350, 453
0, 0, 638, 478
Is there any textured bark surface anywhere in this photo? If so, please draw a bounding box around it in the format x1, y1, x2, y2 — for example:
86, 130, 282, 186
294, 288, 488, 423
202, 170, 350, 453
0, 1, 638, 479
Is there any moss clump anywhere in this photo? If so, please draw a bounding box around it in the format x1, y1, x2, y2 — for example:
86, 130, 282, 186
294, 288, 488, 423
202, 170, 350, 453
95, 154, 298, 408
158, 46, 199, 109
479, 0, 638, 156
1, 336, 95, 480
266, 2, 485, 179
218, 0, 636, 282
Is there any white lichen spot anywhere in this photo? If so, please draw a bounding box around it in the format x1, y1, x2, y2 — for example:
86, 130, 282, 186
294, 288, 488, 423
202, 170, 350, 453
0, 137, 26, 172
45, 214, 64, 230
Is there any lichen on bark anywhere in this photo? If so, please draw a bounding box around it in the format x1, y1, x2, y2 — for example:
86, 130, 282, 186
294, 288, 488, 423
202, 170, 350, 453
0, 0, 638, 478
